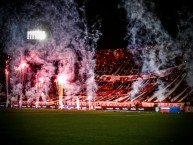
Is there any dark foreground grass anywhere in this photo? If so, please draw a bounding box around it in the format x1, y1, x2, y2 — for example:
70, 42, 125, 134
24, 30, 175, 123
0, 109, 193, 145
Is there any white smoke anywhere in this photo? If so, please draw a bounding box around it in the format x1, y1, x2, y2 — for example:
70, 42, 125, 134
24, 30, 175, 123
156, 79, 169, 102
2, 0, 101, 106
121, 0, 181, 101
177, 11, 193, 88
129, 78, 143, 100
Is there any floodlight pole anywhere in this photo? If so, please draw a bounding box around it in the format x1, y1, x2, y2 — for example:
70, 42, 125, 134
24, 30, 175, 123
5, 69, 9, 108
5, 59, 10, 108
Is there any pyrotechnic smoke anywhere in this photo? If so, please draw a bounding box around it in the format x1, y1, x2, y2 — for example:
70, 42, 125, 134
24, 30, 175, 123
156, 79, 169, 102
121, 0, 181, 101
177, 10, 193, 88
1, 0, 101, 107
130, 78, 143, 100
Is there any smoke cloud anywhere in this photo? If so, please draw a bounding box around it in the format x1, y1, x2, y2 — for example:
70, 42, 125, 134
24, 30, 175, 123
121, 0, 182, 101
1, 0, 101, 106
177, 9, 193, 88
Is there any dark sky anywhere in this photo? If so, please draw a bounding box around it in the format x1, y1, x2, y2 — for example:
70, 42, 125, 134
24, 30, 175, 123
84, 0, 128, 49
0, 0, 193, 50
84, 0, 193, 49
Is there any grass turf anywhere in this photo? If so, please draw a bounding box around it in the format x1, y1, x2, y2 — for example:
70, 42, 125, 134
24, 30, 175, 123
0, 109, 193, 145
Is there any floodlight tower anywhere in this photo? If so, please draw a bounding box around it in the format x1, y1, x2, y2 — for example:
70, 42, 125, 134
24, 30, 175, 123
27, 30, 47, 40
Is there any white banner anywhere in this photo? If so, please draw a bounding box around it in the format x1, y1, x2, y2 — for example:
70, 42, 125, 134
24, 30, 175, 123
99, 64, 184, 82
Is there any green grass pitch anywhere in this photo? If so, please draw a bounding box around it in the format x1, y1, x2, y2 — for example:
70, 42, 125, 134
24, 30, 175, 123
0, 109, 193, 145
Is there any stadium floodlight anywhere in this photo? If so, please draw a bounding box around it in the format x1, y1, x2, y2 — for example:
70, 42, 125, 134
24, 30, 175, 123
27, 30, 46, 40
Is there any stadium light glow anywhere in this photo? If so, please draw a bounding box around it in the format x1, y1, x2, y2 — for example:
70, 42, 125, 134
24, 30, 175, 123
27, 30, 46, 40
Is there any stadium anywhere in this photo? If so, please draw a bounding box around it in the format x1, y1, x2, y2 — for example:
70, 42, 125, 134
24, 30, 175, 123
1, 1, 193, 145
0, 47, 192, 112
0, 0, 193, 113
0, 0, 192, 113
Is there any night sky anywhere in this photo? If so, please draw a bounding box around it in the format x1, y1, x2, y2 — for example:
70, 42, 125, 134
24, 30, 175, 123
83, 0, 193, 49
90, 0, 193, 49
0, 0, 192, 50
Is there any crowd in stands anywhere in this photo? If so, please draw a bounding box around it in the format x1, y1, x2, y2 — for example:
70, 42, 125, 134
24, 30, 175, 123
94, 48, 192, 104
0, 48, 192, 106
95, 48, 140, 76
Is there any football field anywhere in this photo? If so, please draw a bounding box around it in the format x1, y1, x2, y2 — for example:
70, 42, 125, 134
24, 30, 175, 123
0, 109, 193, 145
